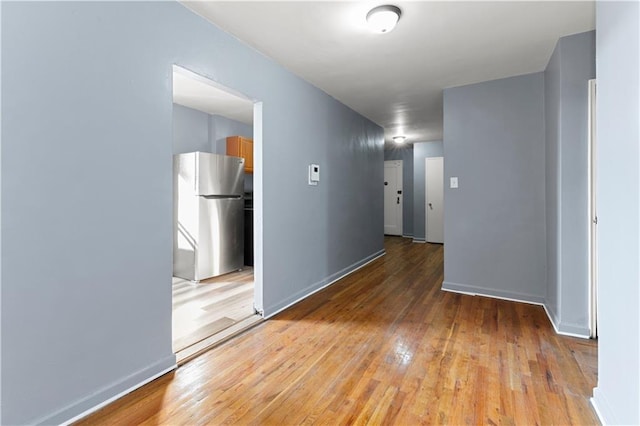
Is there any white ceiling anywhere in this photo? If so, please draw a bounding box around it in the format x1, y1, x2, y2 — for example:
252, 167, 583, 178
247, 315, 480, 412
181, 1, 595, 143
173, 67, 254, 124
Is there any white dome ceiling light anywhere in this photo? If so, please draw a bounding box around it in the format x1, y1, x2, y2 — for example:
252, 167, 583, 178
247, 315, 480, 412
393, 136, 406, 144
366, 5, 402, 34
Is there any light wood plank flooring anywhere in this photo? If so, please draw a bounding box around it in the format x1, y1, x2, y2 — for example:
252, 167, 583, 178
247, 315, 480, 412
81, 237, 598, 425
173, 268, 256, 353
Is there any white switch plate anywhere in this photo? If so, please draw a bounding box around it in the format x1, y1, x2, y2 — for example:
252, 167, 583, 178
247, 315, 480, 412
309, 164, 320, 186
450, 177, 459, 189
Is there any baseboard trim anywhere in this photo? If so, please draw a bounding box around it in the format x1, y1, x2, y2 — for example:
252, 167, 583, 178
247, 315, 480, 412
52, 355, 177, 426
412, 238, 426, 244
591, 387, 617, 425
544, 302, 560, 328
442, 282, 591, 339
402, 234, 414, 239
264, 249, 385, 318
542, 304, 590, 339
557, 324, 590, 338
441, 281, 545, 305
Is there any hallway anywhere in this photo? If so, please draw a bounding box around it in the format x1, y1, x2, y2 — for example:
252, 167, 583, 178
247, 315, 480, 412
80, 237, 598, 425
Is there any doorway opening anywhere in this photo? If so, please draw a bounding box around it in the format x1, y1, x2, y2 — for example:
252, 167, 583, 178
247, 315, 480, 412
171, 65, 263, 362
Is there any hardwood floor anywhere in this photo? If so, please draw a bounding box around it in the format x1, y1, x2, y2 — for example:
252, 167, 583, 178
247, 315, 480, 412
80, 237, 598, 425
173, 268, 256, 353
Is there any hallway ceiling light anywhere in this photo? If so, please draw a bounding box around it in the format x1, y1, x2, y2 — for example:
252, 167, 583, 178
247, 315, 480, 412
366, 5, 402, 33
393, 136, 406, 144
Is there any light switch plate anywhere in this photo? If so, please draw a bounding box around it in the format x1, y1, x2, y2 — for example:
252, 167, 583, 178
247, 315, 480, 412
309, 164, 320, 186
450, 177, 459, 189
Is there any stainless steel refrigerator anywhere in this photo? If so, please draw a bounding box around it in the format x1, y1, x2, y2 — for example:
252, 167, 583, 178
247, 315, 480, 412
173, 152, 244, 282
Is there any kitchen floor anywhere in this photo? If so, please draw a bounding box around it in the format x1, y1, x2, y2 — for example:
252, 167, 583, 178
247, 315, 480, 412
172, 268, 256, 353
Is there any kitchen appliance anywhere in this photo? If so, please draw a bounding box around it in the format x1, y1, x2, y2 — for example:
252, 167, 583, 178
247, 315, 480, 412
173, 152, 244, 282
244, 193, 254, 267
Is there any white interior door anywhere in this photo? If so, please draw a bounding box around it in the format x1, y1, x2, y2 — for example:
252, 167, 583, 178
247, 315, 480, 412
384, 160, 403, 236
425, 157, 444, 243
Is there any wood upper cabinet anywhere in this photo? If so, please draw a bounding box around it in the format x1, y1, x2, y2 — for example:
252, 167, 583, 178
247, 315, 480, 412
226, 136, 253, 174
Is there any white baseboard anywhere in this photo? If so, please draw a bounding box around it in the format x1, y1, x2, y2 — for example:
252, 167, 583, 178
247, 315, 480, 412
264, 249, 386, 318
542, 304, 590, 339
442, 281, 545, 305
48, 355, 177, 425
442, 282, 591, 339
412, 238, 426, 244
591, 387, 617, 425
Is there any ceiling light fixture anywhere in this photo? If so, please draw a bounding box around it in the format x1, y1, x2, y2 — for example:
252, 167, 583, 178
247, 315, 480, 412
366, 5, 402, 33
393, 136, 406, 144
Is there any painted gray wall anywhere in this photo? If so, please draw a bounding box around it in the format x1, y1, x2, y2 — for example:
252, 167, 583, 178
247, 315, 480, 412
412, 141, 444, 242
442, 73, 546, 302
172, 105, 253, 155
173, 104, 210, 153
592, 2, 640, 424
544, 31, 595, 336
0, 2, 383, 424
209, 114, 253, 154
0, 2, 3, 423
384, 146, 414, 237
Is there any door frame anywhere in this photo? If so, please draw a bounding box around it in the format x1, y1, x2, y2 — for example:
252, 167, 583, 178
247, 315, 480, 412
170, 65, 265, 359
252, 101, 264, 315
587, 79, 597, 338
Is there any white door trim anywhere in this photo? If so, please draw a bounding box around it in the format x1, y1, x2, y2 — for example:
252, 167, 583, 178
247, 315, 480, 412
253, 101, 264, 316
587, 79, 597, 339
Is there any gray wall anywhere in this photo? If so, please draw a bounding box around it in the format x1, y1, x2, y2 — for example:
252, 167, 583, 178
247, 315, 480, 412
442, 73, 546, 302
0, 2, 383, 424
172, 105, 253, 155
412, 141, 444, 242
592, 1, 640, 424
209, 114, 253, 154
0, 2, 3, 423
384, 146, 414, 236
172, 104, 210, 153
544, 31, 595, 336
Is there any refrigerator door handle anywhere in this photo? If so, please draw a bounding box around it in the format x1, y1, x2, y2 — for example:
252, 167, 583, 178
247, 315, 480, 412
201, 195, 243, 200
